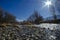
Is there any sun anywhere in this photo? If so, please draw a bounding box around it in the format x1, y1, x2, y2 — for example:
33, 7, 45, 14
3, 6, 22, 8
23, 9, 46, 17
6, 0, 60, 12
44, 0, 52, 8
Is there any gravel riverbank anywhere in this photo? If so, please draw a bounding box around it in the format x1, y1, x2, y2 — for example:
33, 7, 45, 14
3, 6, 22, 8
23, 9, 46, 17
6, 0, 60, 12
0, 24, 59, 40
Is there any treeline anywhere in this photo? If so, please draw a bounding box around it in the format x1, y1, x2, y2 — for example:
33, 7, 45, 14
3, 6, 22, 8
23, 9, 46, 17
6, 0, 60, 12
0, 9, 16, 23
21, 11, 43, 25
0, 8, 58, 25
21, 10, 59, 25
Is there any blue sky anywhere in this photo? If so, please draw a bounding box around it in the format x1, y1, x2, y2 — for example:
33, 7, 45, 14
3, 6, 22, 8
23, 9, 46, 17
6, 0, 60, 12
0, 0, 58, 21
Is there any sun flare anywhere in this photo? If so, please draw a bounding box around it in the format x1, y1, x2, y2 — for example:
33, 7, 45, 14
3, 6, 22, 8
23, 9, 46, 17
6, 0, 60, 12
44, 0, 52, 8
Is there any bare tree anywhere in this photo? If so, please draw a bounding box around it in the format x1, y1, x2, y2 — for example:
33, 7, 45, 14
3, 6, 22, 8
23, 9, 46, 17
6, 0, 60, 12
4, 12, 16, 23
27, 10, 43, 24
50, 5, 57, 20
0, 8, 3, 23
